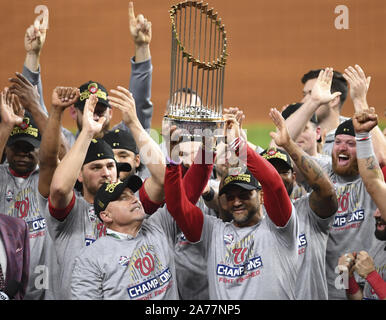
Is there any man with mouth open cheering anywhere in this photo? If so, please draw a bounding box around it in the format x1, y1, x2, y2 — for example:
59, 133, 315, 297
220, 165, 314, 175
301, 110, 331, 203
337, 108, 386, 300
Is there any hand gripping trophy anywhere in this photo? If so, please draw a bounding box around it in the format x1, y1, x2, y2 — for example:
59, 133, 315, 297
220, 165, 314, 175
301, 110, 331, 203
164, 0, 228, 144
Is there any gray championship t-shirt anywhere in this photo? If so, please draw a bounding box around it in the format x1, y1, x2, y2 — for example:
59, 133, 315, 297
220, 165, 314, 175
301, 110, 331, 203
294, 194, 334, 300
200, 204, 299, 300
71, 208, 179, 300
314, 158, 378, 300
45, 191, 105, 300
0, 165, 59, 300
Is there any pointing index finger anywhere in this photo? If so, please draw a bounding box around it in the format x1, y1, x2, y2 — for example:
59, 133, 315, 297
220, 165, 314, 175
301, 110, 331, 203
128, 2, 136, 22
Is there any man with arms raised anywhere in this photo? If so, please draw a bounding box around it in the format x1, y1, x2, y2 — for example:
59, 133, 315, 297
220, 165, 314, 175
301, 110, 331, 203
265, 108, 338, 299
164, 115, 299, 299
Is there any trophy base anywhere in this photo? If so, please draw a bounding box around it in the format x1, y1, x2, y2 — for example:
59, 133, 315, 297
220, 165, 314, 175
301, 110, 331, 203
163, 116, 224, 139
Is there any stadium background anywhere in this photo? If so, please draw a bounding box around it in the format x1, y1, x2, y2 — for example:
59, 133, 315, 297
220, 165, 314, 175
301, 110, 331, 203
0, 0, 385, 147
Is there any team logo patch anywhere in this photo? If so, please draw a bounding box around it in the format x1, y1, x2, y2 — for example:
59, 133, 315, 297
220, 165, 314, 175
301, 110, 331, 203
224, 233, 234, 245
85, 238, 96, 246
6, 190, 13, 202
119, 256, 130, 267
88, 82, 98, 94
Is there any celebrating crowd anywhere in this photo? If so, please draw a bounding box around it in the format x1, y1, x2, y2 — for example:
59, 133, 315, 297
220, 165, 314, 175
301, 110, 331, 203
0, 2, 385, 301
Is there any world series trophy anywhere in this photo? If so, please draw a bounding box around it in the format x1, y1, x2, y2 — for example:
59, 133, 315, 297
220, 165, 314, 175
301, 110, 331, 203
164, 0, 228, 140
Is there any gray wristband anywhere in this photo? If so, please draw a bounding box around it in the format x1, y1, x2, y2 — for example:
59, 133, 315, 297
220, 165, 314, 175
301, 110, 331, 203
355, 132, 373, 159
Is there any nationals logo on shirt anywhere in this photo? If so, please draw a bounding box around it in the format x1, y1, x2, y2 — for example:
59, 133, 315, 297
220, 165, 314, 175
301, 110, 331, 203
125, 244, 173, 300
217, 234, 264, 282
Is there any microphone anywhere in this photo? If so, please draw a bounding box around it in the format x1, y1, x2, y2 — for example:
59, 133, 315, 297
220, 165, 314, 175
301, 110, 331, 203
0, 280, 21, 300
117, 162, 132, 173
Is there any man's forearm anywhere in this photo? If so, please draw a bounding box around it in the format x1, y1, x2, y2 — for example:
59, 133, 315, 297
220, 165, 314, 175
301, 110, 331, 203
24, 52, 40, 72
164, 164, 204, 242
243, 142, 292, 227
22, 64, 48, 115
130, 57, 153, 130
357, 134, 386, 217
134, 44, 150, 63
26, 101, 48, 134
38, 108, 64, 197
128, 119, 165, 184
50, 129, 93, 200
285, 98, 320, 141
285, 139, 337, 217
286, 139, 333, 196
183, 148, 214, 205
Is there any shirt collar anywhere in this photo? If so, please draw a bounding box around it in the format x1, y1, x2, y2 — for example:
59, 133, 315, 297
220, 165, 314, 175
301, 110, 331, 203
106, 228, 133, 240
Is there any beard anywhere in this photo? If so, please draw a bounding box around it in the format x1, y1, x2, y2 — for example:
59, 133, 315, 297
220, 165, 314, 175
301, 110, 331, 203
232, 208, 256, 226
82, 178, 110, 197
332, 153, 359, 177
375, 217, 386, 241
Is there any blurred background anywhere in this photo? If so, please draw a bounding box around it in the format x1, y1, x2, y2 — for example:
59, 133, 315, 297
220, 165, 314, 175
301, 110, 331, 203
0, 0, 385, 148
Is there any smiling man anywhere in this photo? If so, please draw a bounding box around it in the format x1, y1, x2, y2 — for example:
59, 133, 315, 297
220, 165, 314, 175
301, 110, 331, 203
70, 175, 180, 300
164, 116, 299, 300
337, 108, 386, 300
46, 94, 119, 300
315, 119, 379, 300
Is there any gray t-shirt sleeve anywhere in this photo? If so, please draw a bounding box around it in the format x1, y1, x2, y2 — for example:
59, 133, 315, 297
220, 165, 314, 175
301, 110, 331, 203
112, 57, 153, 133
264, 202, 299, 249
294, 195, 334, 235
71, 247, 103, 300
22, 64, 48, 114
147, 207, 179, 243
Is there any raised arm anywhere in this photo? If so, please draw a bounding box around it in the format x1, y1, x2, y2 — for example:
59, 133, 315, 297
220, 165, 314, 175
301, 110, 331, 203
269, 108, 338, 218
283, 68, 342, 142
225, 115, 292, 227
343, 65, 386, 166
111, 1, 154, 132
108, 86, 165, 203
129, 1, 151, 63
38, 87, 79, 198
49, 94, 105, 212
182, 147, 214, 205
23, 11, 49, 113
353, 108, 386, 220
164, 135, 205, 243
0, 88, 24, 161
8, 72, 48, 134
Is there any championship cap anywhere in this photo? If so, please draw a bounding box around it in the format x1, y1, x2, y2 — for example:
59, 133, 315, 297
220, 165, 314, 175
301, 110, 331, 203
334, 119, 355, 137
94, 176, 143, 219
84, 139, 115, 165
281, 102, 318, 125
74, 81, 110, 111
219, 168, 261, 196
7, 112, 41, 148
260, 147, 293, 171
103, 129, 139, 154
